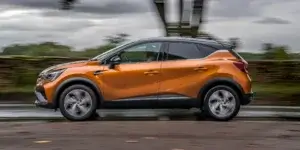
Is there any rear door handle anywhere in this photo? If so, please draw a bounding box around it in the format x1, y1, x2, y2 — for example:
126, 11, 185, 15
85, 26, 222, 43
193, 67, 208, 71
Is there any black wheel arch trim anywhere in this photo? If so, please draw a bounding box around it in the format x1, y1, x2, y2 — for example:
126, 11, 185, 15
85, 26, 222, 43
198, 77, 247, 106
52, 77, 104, 108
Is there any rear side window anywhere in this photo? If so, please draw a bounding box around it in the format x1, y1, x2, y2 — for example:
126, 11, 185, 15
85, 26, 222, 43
197, 44, 218, 57
166, 42, 204, 60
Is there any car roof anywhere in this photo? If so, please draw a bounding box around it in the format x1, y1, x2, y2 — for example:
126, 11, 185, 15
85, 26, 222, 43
135, 36, 228, 50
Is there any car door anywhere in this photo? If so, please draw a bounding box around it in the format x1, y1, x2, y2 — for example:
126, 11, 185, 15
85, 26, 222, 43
158, 42, 216, 103
100, 41, 165, 103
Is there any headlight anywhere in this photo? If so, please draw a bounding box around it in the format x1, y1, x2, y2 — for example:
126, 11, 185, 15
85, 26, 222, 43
44, 69, 65, 81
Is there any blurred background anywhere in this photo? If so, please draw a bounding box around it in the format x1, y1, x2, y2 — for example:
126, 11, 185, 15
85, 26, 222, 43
0, 0, 299, 106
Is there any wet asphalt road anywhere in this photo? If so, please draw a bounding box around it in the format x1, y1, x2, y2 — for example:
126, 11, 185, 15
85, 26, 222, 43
0, 105, 300, 121
0, 120, 300, 150
0, 105, 300, 149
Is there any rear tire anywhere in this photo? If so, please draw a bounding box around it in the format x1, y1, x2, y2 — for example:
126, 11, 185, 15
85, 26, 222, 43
202, 85, 240, 121
59, 84, 98, 121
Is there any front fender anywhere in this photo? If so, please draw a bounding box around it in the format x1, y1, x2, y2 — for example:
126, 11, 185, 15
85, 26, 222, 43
52, 77, 103, 108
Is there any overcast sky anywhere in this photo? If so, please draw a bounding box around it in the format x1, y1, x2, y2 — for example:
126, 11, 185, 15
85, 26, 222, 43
0, 0, 299, 52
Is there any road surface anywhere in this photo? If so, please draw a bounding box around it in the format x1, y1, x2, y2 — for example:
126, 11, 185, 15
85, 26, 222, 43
1, 105, 300, 121
0, 120, 299, 150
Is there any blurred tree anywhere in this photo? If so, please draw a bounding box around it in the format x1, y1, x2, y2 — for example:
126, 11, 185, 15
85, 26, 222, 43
228, 37, 241, 50
272, 46, 290, 60
0, 33, 131, 57
104, 33, 129, 45
1, 42, 73, 57
81, 44, 116, 57
239, 52, 264, 60
262, 43, 273, 52
80, 33, 130, 57
262, 44, 290, 60
60, 0, 77, 10
1, 44, 26, 55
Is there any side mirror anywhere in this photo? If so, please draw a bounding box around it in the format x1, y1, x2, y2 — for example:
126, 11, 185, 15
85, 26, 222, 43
109, 55, 121, 69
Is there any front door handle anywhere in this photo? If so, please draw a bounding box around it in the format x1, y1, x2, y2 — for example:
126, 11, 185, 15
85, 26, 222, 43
193, 67, 208, 71
144, 70, 159, 75
94, 70, 103, 75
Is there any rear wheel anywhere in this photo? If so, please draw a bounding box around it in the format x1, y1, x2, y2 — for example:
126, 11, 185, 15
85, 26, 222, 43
59, 84, 98, 121
202, 85, 240, 121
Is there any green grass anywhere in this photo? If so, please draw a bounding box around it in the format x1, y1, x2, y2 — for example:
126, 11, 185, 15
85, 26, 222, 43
0, 85, 34, 93
253, 83, 300, 94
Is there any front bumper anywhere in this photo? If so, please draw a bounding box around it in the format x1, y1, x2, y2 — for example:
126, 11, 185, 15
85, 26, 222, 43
34, 86, 54, 109
241, 92, 254, 105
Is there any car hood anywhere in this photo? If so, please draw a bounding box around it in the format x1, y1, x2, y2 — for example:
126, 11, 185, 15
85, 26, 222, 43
40, 60, 88, 75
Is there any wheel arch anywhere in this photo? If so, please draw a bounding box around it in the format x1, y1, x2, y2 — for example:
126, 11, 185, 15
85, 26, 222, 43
198, 77, 245, 107
52, 77, 103, 109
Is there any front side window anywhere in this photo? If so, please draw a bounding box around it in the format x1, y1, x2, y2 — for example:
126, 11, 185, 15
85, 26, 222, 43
118, 42, 162, 63
166, 42, 204, 60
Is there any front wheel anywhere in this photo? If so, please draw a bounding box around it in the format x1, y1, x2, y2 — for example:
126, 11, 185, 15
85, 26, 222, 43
59, 84, 98, 121
202, 85, 240, 121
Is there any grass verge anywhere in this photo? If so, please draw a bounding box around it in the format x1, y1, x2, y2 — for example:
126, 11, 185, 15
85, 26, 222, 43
252, 83, 299, 95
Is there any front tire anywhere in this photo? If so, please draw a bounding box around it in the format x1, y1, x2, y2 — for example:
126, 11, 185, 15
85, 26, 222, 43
59, 84, 98, 121
202, 85, 240, 121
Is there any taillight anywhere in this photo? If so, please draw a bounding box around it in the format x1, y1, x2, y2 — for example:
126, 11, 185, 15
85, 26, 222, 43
233, 61, 248, 73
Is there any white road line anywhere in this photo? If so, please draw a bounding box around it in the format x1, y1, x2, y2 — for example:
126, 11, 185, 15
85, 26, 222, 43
238, 120, 300, 123
243, 106, 300, 109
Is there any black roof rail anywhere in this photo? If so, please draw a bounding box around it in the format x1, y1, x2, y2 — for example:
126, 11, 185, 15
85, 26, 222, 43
196, 36, 233, 50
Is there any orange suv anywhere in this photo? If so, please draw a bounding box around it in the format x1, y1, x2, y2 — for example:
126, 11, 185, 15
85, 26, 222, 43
35, 37, 253, 121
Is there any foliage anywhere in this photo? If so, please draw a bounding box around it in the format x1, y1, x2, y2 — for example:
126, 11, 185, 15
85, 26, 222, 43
262, 43, 273, 52
1, 42, 73, 57
238, 52, 264, 60
60, 0, 77, 10
0, 33, 299, 61
80, 44, 116, 57
104, 33, 129, 45
228, 37, 241, 50
262, 43, 291, 60
0, 33, 127, 58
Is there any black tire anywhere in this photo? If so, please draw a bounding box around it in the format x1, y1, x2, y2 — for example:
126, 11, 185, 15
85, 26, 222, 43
202, 85, 240, 121
59, 84, 98, 121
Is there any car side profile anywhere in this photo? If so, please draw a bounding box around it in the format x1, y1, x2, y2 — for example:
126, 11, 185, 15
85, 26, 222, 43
35, 37, 253, 121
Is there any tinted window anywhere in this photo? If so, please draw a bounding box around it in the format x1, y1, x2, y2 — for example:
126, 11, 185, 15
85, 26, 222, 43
197, 44, 218, 57
166, 42, 203, 60
119, 42, 162, 63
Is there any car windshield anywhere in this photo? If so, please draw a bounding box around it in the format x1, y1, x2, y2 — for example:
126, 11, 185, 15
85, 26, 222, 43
89, 40, 134, 61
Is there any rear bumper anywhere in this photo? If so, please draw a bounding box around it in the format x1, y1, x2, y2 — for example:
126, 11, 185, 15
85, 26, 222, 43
241, 92, 254, 105
34, 86, 54, 109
